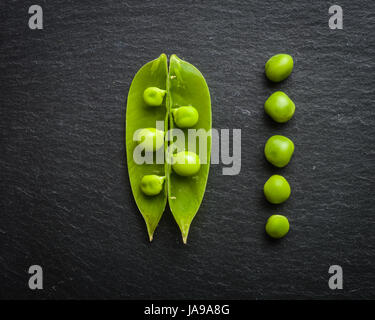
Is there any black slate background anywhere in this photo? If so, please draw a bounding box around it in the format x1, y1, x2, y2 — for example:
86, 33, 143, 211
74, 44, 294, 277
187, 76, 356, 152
1, 0, 375, 299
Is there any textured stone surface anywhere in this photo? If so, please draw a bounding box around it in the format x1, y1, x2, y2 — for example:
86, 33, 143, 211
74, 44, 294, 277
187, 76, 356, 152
0, 0, 375, 299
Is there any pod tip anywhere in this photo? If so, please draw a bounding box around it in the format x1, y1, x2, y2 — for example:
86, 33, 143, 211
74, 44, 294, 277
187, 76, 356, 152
182, 231, 189, 244
180, 226, 190, 244
145, 221, 156, 243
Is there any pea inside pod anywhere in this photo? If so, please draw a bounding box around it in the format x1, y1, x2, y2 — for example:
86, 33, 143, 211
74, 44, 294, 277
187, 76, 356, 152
172, 106, 199, 128
140, 175, 166, 196
126, 54, 211, 243
136, 128, 164, 152
172, 151, 201, 176
143, 87, 166, 107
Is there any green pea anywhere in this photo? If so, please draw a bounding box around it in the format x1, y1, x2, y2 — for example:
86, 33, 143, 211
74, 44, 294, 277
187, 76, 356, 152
140, 175, 166, 196
143, 86, 166, 106
264, 91, 295, 123
265, 215, 290, 239
264, 175, 291, 204
265, 54, 294, 82
136, 128, 164, 152
264, 135, 294, 168
172, 151, 201, 176
172, 106, 199, 128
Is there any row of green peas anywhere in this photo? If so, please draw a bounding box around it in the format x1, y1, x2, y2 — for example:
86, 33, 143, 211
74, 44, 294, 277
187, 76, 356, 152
263, 54, 295, 239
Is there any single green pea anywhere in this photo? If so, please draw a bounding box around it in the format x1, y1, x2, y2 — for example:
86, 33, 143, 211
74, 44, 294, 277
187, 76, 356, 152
264, 175, 291, 204
140, 175, 165, 196
172, 151, 201, 176
265, 215, 290, 239
264, 91, 295, 123
264, 135, 294, 168
143, 87, 166, 106
137, 128, 164, 152
265, 54, 294, 82
172, 106, 199, 128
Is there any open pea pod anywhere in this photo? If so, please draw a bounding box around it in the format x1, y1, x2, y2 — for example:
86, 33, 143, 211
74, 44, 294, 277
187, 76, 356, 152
126, 54, 168, 241
126, 54, 211, 243
168, 55, 212, 243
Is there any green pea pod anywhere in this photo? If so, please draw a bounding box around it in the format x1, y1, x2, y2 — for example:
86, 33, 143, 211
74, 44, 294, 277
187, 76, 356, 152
168, 55, 211, 243
126, 54, 168, 241
126, 54, 211, 243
